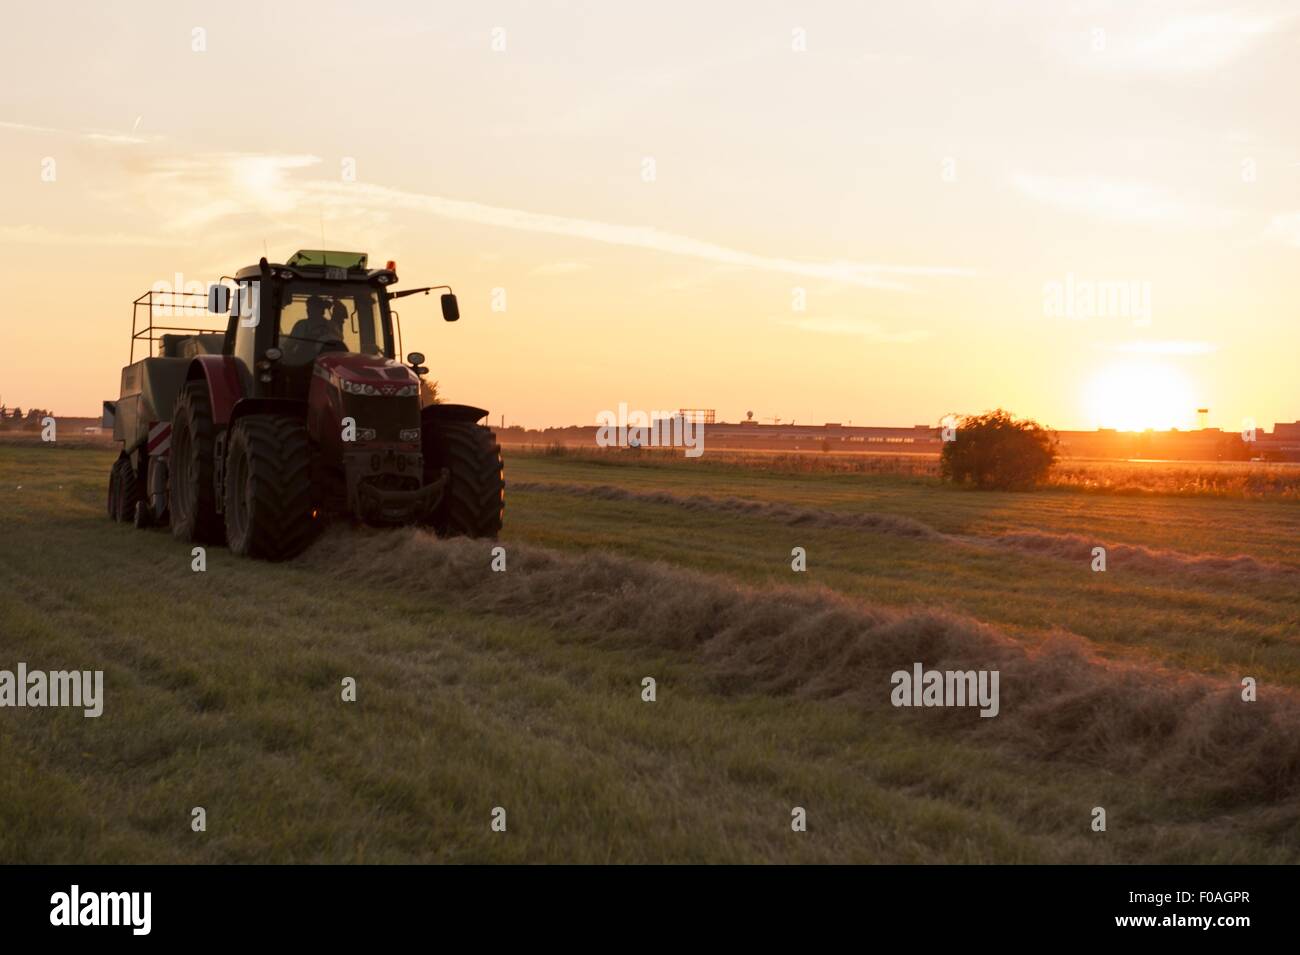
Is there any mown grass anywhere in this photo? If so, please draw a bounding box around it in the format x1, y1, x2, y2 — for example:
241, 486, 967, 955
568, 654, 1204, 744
512, 443, 1300, 499
0, 443, 1296, 862
506, 450, 1300, 560
502, 462, 1300, 686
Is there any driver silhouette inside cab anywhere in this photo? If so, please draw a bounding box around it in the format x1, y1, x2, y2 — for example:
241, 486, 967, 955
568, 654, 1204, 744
283, 296, 345, 361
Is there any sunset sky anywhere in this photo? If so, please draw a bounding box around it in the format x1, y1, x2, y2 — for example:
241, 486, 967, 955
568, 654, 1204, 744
1, 0, 1298, 431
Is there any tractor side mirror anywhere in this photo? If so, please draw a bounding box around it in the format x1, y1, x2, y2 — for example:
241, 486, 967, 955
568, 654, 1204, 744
208, 284, 230, 314
440, 293, 459, 322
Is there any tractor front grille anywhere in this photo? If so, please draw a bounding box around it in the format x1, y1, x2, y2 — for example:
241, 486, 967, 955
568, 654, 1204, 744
340, 393, 420, 444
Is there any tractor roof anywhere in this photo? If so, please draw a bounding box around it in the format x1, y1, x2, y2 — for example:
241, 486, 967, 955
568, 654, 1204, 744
286, 250, 367, 269
234, 251, 397, 286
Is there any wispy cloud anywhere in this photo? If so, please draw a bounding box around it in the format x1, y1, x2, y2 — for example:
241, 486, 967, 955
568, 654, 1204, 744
774, 316, 931, 344
83, 131, 152, 145
0, 224, 171, 246
1010, 171, 1235, 227
1053, 6, 1293, 74
0, 120, 59, 134
113, 153, 976, 291
307, 180, 972, 290
0, 118, 156, 145
531, 261, 592, 276
1106, 339, 1217, 355
1264, 211, 1300, 247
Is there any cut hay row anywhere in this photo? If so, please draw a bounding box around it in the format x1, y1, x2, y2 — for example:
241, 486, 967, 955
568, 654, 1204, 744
983, 531, 1295, 580
304, 528, 1300, 837
510, 480, 942, 539
511, 480, 1298, 580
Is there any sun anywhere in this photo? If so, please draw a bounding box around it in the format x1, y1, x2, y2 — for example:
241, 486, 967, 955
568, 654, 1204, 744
1083, 361, 1197, 431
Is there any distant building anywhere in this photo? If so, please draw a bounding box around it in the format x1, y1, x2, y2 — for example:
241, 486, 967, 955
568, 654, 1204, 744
493, 418, 1300, 462
677, 408, 716, 424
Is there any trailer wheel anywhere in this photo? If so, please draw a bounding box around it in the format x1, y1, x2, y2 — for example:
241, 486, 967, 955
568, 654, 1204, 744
106, 459, 122, 521
114, 455, 142, 523
423, 420, 504, 538
170, 381, 222, 543
224, 414, 315, 560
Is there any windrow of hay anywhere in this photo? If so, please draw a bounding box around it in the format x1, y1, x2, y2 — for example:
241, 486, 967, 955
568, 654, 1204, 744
511, 481, 944, 539
304, 528, 1300, 821
507, 444, 943, 478
985, 531, 1296, 580
513, 480, 1298, 580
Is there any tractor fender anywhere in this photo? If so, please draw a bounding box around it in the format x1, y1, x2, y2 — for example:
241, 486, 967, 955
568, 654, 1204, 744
229, 398, 308, 430
422, 403, 489, 425
186, 356, 244, 428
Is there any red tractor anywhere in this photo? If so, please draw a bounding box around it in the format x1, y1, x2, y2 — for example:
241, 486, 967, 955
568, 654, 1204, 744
105, 250, 504, 559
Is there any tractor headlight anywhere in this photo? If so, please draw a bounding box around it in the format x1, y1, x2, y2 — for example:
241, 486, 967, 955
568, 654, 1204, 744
395, 385, 418, 398
339, 379, 381, 396
399, 428, 420, 442
356, 427, 377, 442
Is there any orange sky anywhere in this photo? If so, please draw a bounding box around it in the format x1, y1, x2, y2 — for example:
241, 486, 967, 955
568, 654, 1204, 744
1, 1, 1298, 431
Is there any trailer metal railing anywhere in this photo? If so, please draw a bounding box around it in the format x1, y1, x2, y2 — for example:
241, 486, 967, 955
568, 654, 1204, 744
130, 289, 227, 364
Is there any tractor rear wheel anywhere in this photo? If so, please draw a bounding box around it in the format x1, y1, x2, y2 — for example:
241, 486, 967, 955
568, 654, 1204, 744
424, 420, 504, 538
223, 414, 315, 560
170, 381, 222, 543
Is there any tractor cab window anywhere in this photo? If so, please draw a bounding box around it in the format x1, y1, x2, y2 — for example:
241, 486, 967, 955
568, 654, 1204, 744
277, 283, 385, 363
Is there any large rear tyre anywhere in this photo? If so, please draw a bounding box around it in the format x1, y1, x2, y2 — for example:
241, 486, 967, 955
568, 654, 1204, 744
424, 420, 504, 538
170, 381, 222, 544
223, 414, 316, 560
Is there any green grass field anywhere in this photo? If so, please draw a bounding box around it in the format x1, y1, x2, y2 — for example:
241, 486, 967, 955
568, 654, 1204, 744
2, 442, 1298, 863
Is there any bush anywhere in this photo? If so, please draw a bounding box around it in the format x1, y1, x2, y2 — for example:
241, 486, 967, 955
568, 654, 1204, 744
419, 378, 440, 407
940, 409, 1058, 490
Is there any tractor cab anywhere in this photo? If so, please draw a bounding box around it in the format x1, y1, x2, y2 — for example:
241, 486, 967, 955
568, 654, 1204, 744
213, 251, 396, 396
210, 250, 457, 401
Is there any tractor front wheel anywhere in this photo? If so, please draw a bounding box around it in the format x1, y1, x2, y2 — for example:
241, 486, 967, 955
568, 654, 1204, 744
423, 420, 504, 538
223, 415, 316, 560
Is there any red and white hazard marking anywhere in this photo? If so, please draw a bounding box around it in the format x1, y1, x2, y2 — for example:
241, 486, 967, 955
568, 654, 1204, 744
147, 422, 171, 455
